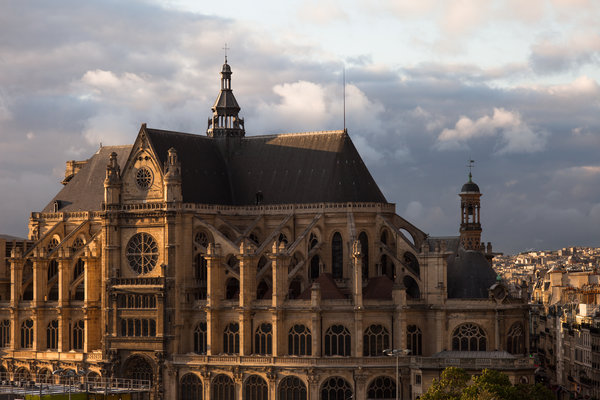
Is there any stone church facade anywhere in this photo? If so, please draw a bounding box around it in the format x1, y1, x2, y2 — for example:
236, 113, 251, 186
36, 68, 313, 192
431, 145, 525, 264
0, 61, 533, 399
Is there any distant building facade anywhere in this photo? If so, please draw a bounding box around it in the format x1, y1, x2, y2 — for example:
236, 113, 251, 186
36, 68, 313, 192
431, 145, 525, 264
0, 61, 533, 399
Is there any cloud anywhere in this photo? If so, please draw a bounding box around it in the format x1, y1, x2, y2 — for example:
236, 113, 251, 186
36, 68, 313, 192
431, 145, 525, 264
297, 0, 348, 24
437, 108, 546, 154
530, 32, 600, 74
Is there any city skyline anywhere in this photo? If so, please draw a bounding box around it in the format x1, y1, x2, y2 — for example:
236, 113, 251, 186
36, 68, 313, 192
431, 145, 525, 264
1, 0, 599, 254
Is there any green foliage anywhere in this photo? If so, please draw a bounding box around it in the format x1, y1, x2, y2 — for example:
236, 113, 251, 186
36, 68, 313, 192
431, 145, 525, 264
420, 367, 470, 400
421, 367, 554, 400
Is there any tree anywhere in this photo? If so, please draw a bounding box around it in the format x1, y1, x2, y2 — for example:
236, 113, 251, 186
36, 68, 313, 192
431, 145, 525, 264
420, 367, 470, 400
421, 368, 554, 400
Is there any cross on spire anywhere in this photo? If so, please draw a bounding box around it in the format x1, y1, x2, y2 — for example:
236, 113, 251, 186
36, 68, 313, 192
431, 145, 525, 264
223, 43, 230, 63
467, 159, 475, 181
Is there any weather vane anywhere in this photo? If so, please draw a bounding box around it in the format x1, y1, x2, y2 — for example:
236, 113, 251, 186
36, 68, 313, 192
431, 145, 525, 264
467, 159, 475, 181
223, 43, 230, 63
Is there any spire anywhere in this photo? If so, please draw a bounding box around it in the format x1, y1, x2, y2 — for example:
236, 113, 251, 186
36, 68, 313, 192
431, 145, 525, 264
207, 56, 245, 138
459, 162, 482, 251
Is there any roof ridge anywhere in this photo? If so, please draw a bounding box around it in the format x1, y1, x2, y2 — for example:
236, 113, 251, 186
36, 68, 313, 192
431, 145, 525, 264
146, 127, 208, 138
245, 130, 346, 139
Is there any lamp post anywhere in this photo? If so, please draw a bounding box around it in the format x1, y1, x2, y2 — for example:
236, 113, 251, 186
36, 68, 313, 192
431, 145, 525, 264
384, 348, 411, 400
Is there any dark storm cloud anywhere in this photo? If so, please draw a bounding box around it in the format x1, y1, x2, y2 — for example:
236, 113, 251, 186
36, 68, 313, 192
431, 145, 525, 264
0, 1, 599, 255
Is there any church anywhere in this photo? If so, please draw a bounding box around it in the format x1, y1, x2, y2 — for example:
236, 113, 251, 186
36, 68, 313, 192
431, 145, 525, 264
0, 59, 533, 399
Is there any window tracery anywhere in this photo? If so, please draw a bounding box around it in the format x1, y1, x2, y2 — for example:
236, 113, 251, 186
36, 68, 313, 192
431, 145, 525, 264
254, 323, 272, 355
212, 374, 234, 400
72, 320, 84, 350
120, 319, 157, 337
288, 324, 311, 356
72, 237, 85, 252
321, 377, 353, 400
324, 324, 351, 356
135, 167, 153, 189
194, 322, 207, 354
367, 376, 396, 399
126, 233, 159, 275
452, 323, 487, 351
507, 323, 524, 354
46, 320, 58, 350
363, 324, 390, 356
180, 373, 203, 400
223, 322, 239, 354
21, 319, 34, 348
278, 376, 307, 400
407, 325, 422, 356
244, 375, 268, 400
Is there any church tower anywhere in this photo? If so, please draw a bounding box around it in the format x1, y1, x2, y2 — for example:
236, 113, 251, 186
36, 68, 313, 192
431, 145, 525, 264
459, 171, 482, 251
206, 58, 245, 138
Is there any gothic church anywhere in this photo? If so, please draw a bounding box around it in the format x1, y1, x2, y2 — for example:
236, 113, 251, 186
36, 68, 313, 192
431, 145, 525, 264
0, 60, 533, 399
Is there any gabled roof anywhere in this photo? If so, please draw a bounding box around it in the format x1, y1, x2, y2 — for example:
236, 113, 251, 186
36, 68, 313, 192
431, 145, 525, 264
41, 127, 388, 212
299, 273, 347, 300
42, 145, 132, 213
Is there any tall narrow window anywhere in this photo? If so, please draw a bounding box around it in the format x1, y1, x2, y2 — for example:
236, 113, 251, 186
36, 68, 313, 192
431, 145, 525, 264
331, 232, 343, 279
407, 325, 422, 356
223, 323, 239, 354
363, 325, 389, 356
358, 232, 369, 281
194, 253, 207, 300
0, 320, 10, 348
309, 256, 320, 281
324, 325, 351, 356
194, 322, 207, 354
254, 323, 272, 355
225, 278, 239, 300
507, 323, 524, 354
48, 260, 58, 280
73, 320, 84, 350
73, 259, 85, 280
21, 319, 34, 349
46, 320, 59, 350
288, 325, 311, 356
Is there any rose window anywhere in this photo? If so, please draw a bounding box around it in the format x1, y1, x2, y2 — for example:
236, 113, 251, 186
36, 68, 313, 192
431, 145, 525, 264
126, 233, 159, 275
135, 167, 153, 189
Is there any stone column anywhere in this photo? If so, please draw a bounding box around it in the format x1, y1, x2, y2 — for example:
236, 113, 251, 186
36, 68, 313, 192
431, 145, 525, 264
83, 245, 101, 351
9, 248, 23, 307
354, 370, 368, 400
238, 241, 257, 356
205, 243, 222, 355
307, 370, 320, 400
32, 248, 47, 306
392, 283, 407, 351
311, 285, 321, 357
270, 242, 288, 357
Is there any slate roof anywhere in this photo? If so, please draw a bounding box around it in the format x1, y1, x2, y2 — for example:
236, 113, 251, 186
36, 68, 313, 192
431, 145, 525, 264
299, 273, 347, 300
41, 128, 387, 212
42, 145, 132, 213
446, 247, 497, 299
363, 275, 394, 300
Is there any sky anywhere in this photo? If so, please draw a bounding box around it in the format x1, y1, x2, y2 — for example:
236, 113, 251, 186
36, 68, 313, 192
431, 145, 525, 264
0, 0, 599, 255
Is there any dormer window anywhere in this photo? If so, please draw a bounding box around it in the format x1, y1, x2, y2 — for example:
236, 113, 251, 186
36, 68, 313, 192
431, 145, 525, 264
52, 201, 60, 212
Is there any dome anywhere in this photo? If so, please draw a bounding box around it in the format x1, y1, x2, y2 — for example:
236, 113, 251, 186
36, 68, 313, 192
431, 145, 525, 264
461, 172, 480, 193
222, 62, 231, 73
461, 181, 480, 193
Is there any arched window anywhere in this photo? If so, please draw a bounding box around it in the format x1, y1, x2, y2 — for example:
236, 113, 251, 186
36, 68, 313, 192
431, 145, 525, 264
254, 323, 272, 355
37, 369, 53, 384
380, 230, 388, 245
363, 324, 390, 356
321, 377, 353, 400
194, 322, 207, 354
278, 233, 289, 245
367, 376, 396, 399
73, 259, 85, 280
124, 356, 153, 385
407, 325, 422, 356
225, 278, 239, 300
324, 325, 351, 356
358, 232, 369, 281
194, 231, 210, 248
46, 320, 58, 350
404, 252, 420, 277
212, 374, 234, 400
47, 237, 59, 252
72, 237, 85, 252
507, 323, 524, 354
48, 260, 58, 280
194, 253, 207, 300
331, 232, 343, 279
73, 320, 84, 350
244, 375, 268, 400
452, 323, 487, 351
309, 255, 320, 281
223, 323, 239, 354
257, 255, 269, 272
279, 376, 307, 400
180, 373, 203, 400
0, 320, 10, 348
288, 324, 311, 356
21, 319, 34, 348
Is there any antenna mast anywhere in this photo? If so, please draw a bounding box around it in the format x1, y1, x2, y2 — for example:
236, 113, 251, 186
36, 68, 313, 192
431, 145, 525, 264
343, 67, 346, 132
